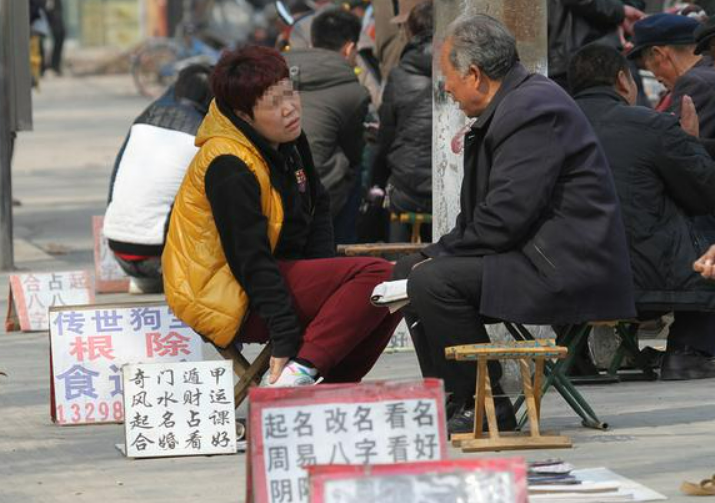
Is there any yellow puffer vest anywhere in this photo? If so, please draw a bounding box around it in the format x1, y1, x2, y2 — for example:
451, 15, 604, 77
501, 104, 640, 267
162, 100, 284, 348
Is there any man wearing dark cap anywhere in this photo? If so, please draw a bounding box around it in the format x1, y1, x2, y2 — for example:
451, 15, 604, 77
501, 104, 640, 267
630, 13, 715, 138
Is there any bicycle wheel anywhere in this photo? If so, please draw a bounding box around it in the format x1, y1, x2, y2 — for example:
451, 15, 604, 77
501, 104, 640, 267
132, 39, 182, 99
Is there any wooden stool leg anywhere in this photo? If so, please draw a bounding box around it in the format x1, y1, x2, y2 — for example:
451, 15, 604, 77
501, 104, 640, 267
233, 345, 272, 407
411, 222, 421, 244
534, 357, 545, 418
483, 368, 500, 439
519, 359, 541, 437
473, 359, 487, 438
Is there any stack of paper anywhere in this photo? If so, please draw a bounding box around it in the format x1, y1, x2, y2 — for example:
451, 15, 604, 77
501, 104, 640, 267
529, 468, 666, 503
370, 280, 409, 313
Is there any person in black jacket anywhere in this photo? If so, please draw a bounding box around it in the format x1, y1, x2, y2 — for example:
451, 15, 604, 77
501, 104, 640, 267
392, 14, 635, 434
371, 0, 433, 243
570, 44, 715, 380
548, 0, 644, 88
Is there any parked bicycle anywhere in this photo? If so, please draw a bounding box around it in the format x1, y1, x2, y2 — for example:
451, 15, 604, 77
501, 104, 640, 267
131, 0, 256, 98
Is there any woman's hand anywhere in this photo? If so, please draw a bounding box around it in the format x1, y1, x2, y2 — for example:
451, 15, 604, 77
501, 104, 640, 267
268, 356, 290, 385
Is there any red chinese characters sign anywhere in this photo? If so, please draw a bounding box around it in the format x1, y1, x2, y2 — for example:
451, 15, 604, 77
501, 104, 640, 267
307, 459, 529, 503
248, 379, 448, 503
49, 303, 204, 425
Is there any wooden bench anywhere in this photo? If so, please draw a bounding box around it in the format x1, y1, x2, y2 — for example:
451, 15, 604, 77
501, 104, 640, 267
446, 339, 572, 452
337, 242, 427, 257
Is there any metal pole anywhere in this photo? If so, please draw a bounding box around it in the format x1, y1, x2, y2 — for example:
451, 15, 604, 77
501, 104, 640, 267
0, 0, 15, 270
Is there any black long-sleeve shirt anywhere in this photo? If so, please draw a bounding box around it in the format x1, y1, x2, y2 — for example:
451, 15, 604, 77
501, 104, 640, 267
205, 103, 334, 358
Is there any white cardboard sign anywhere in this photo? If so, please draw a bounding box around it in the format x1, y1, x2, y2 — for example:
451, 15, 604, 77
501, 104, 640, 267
385, 320, 414, 353
49, 303, 204, 425
93, 216, 130, 293
122, 360, 236, 458
6, 271, 94, 332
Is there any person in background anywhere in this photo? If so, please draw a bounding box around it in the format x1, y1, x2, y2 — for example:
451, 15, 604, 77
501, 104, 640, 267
162, 46, 401, 387
630, 13, 715, 137
371, 0, 433, 243
286, 0, 333, 49
548, 0, 645, 88
104, 64, 213, 294
372, 0, 408, 79
570, 44, 715, 380
44, 0, 65, 75
695, 13, 715, 62
285, 9, 370, 244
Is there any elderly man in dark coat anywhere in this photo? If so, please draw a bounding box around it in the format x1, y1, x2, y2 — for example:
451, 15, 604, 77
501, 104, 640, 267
570, 44, 715, 380
393, 14, 636, 434
629, 14, 715, 138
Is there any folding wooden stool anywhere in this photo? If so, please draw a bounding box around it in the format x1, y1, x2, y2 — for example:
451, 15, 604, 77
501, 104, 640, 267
445, 339, 573, 452
218, 342, 272, 409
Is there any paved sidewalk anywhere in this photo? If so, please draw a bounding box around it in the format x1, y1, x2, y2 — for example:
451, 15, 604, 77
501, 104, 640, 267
1, 74, 713, 503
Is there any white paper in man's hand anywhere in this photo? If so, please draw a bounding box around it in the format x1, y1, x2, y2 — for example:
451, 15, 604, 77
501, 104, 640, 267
370, 280, 410, 313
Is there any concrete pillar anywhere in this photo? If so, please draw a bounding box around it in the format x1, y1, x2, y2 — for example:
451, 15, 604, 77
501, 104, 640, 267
432, 0, 548, 391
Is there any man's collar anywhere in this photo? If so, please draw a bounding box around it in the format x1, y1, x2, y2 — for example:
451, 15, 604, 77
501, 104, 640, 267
573, 85, 629, 104
471, 62, 530, 130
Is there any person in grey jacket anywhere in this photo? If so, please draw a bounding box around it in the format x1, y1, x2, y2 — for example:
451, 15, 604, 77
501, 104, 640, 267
285, 8, 370, 244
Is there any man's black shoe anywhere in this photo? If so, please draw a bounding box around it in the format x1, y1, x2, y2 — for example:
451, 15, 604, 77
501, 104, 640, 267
447, 397, 517, 435
661, 346, 715, 380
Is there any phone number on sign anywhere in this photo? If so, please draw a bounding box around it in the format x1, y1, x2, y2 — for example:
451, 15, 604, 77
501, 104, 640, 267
55, 401, 124, 424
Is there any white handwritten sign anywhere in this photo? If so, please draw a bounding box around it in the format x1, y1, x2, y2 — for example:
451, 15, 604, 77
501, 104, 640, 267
122, 360, 236, 458
385, 321, 414, 353
7, 271, 94, 332
248, 379, 447, 503
93, 216, 130, 293
49, 303, 204, 425
308, 459, 529, 503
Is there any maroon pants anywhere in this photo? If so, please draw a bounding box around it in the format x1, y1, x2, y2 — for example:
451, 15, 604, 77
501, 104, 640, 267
238, 257, 403, 383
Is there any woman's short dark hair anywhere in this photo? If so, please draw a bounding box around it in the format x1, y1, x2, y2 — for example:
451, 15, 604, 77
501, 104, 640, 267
407, 0, 433, 39
568, 44, 630, 96
210, 46, 289, 118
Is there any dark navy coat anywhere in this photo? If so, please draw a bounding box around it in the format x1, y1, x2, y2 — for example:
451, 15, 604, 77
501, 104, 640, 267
426, 63, 636, 324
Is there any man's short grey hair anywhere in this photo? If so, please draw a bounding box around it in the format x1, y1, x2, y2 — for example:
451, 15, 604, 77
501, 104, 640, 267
446, 14, 518, 80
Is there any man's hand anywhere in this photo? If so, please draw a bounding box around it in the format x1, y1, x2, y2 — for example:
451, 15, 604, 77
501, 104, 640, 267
680, 95, 700, 138
268, 356, 290, 385
622, 6, 645, 37
694, 245, 715, 279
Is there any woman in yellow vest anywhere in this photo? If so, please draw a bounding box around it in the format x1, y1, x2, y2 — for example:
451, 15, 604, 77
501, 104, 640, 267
163, 46, 402, 386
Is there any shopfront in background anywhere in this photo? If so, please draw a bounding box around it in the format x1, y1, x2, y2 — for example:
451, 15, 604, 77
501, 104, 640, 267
64, 0, 168, 49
